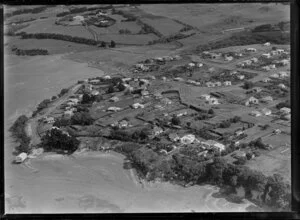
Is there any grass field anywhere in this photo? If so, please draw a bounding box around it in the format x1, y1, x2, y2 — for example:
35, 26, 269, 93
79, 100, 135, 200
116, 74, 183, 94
18, 18, 93, 39
90, 21, 142, 35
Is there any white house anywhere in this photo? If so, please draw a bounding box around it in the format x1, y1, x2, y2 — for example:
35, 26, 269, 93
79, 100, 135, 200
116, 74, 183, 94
262, 77, 271, 83
73, 15, 85, 22
187, 62, 196, 68
103, 75, 111, 80
201, 140, 225, 152
224, 81, 232, 86
206, 82, 215, 87
262, 66, 271, 71
91, 90, 100, 96
225, 56, 234, 61
161, 98, 172, 105
110, 96, 120, 102
280, 107, 291, 115
278, 71, 288, 78
197, 63, 204, 67
132, 103, 145, 109
214, 82, 222, 87
250, 110, 262, 117
270, 50, 278, 56
261, 108, 272, 116
246, 48, 257, 52
262, 53, 271, 59
15, 152, 28, 163
174, 77, 184, 82
64, 110, 74, 117
141, 90, 150, 96
269, 64, 276, 69
151, 126, 164, 137
263, 42, 271, 46
107, 106, 122, 112
279, 59, 289, 66
260, 96, 273, 103
180, 134, 195, 145
169, 133, 180, 142
89, 79, 100, 85
278, 83, 286, 89
276, 49, 285, 54
237, 75, 245, 80
44, 116, 55, 124
230, 70, 238, 75
245, 96, 259, 106
206, 97, 219, 105
270, 73, 279, 78
118, 120, 129, 128
251, 57, 258, 63
68, 98, 79, 104
201, 94, 211, 100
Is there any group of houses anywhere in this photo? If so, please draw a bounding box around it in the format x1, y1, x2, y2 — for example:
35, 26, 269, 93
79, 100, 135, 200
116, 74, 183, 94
200, 94, 219, 105
205, 80, 232, 87
249, 108, 272, 117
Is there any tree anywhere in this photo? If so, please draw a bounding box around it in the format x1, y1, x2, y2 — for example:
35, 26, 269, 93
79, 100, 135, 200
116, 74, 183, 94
58, 88, 69, 97
81, 93, 95, 104
209, 157, 228, 185
117, 83, 126, 92
171, 115, 181, 125
100, 41, 106, 47
71, 112, 94, 125
186, 122, 191, 127
234, 157, 247, 165
208, 109, 214, 114
219, 120, 231, 128
272, 46, 277, 50
41, 128, 80, 154
107, 85, 115, 94
53, 118, 71, 127
243, 81, 254, 90
110, 40, 116, 48
51, 96, 57, 101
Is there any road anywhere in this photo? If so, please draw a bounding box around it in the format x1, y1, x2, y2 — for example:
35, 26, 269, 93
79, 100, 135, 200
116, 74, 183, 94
28, 84, 82, 145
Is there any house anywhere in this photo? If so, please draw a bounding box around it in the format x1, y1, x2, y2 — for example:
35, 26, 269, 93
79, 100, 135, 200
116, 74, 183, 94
162, 76, 167, 82
169, 133, 180, 142
262, 53, 271, 58
278, 83, 286, 89
188, 62, 196, 68
206, 97, 219, 105
73, 15, 85, 22
180, 134, 195, 145
209, 53, 222, 59
175, 110, 188, 117
270, 50, 278, 56
200, 94, 211, 100
251, 57, 258, 63
66, 101, 76, 107
161, 98, 172, 105
174, 77, 184, 82
252, 87, 262, 93
197, 63, 204, 67
276, 49, 285, 54
89, 79, 100, 85
91, 90, 99, 96
214, 82, 222, 87
237, 62, 245, 67
118, 120, 129, 128
280, 107, 291, 115
141, 90, 149, 96
230, 70, 238, 75
225, 56, 234, 61
264, 42, 271, 46
261, 108, 272, 116
109, 96, 119, 102
260, 96, 273, 103
223, 81, 232, 86
103, 75, 111, 80
237, 75, 245, 80
44, 116, 55, 124
151, 126, 164, 137
262, 77, 271, 83
122, 77, 132, 82
273, 129, 282, 134
243, 60, 252, 65
173, 55, 182, 60
278, 71, 288, 78
140, 79, 150, 85
246, 48, 257, 52
270, 73, 279, 78
245, 96, 259, 106
235, 130, 244, 136
131, 103, 145, 109
250, 110, 262, 117
107, 106, 122, 112
279, 59, 289, 66
162, 56, 173, 61
206, 82, 215, 87
201, 140, 225, 152
64, 110, 74, 117
262, 66, 271, 71
269, 64, 276, 69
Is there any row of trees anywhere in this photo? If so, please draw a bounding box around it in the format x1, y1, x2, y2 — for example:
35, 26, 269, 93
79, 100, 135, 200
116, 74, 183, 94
9, 115, 32, 154
148, 32, 195, 45
57, 6, 112, 17
5, 6, 49, 18
13, 48, 49, 56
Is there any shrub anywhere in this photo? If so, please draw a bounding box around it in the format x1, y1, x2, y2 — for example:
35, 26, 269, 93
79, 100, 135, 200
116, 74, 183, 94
71, 112, 94, 125
110, 40, 116, 48
243, 81, 255, 90
171, 115, 181, 125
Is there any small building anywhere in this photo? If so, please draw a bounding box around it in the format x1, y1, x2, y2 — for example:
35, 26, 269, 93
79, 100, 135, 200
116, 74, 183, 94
206, 82, 215, 87
273, 129, 282, 134
260, 96, 273, 103
180, 134, 196, 145
73, 15, 85, 22
282, 114, 291, 121
252, 87, 263, 93
131, 103, 145, 109
278, 71, 288, 78
245, 96, 259, 106
263, 42, 271, 46
154, 93, 163, 99
68, 98, 79, 104
161, 98, 172, 105
174, 77, 184, 82
250, 110, 262, 117
214, 82, 222, 87
230, 70, 238, 75
201, 140, 225, 152
44, 116, 55, 124
269, 64, 276, 69
251, 57, 258, 63
110, 96, 120, 102
15, 152, 28, 163
225, 56, 234, 61
89, 79, 100, 85
270, 73, 279, 78
279, 59, 289, 66
162, 76, 167, 82
141, 90, 149, 96
206, 97, 219, 105
223, 81, 232, 86
261, 108, 272, 116
235, 130, 244, 136
175, 110, 188, 117
103, 75, 111, 80
122, 77, 132, 82
243, 60, 252, 65
276, 49, 285, 54
280, 107, 291, 115
107, 106, 122, 112
262, 66, 271, 71
64, 110, 74, 117
237, 75, 245, 80
118, 120, 129, 128
261, 53, 271, 59
246, 48, 257, 52
209, 53, 222, 59
169, 133, 180, 142
188, 62, 196, 68
200, 94, 211, 100
91, 90, 100, 96
173, 55, 182, 60
197, 63, 204, 67
278, 83, 286, 89
262, 77, 271, 83
270, 50, 278, 56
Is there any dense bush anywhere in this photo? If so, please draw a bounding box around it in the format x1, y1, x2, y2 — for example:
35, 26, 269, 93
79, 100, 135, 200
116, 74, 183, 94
41, 128, 79, 154
71, 112, 94, 125
14, 48, 49, 56
5, 6, 48, 18
53, 118, 71, 127
58, 88, 69, 97
81, 93, 95, 104
276, 100, 290, 109
243, 81, 255, 90
171, 115, 181, 125
19, 32, 100, 46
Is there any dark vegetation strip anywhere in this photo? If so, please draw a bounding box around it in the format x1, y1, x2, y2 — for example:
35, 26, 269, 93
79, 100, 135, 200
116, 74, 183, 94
56, 5, 113, 17
5, 6, 54, 18
12, 47, 49, 56
9, 115, 31, 154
